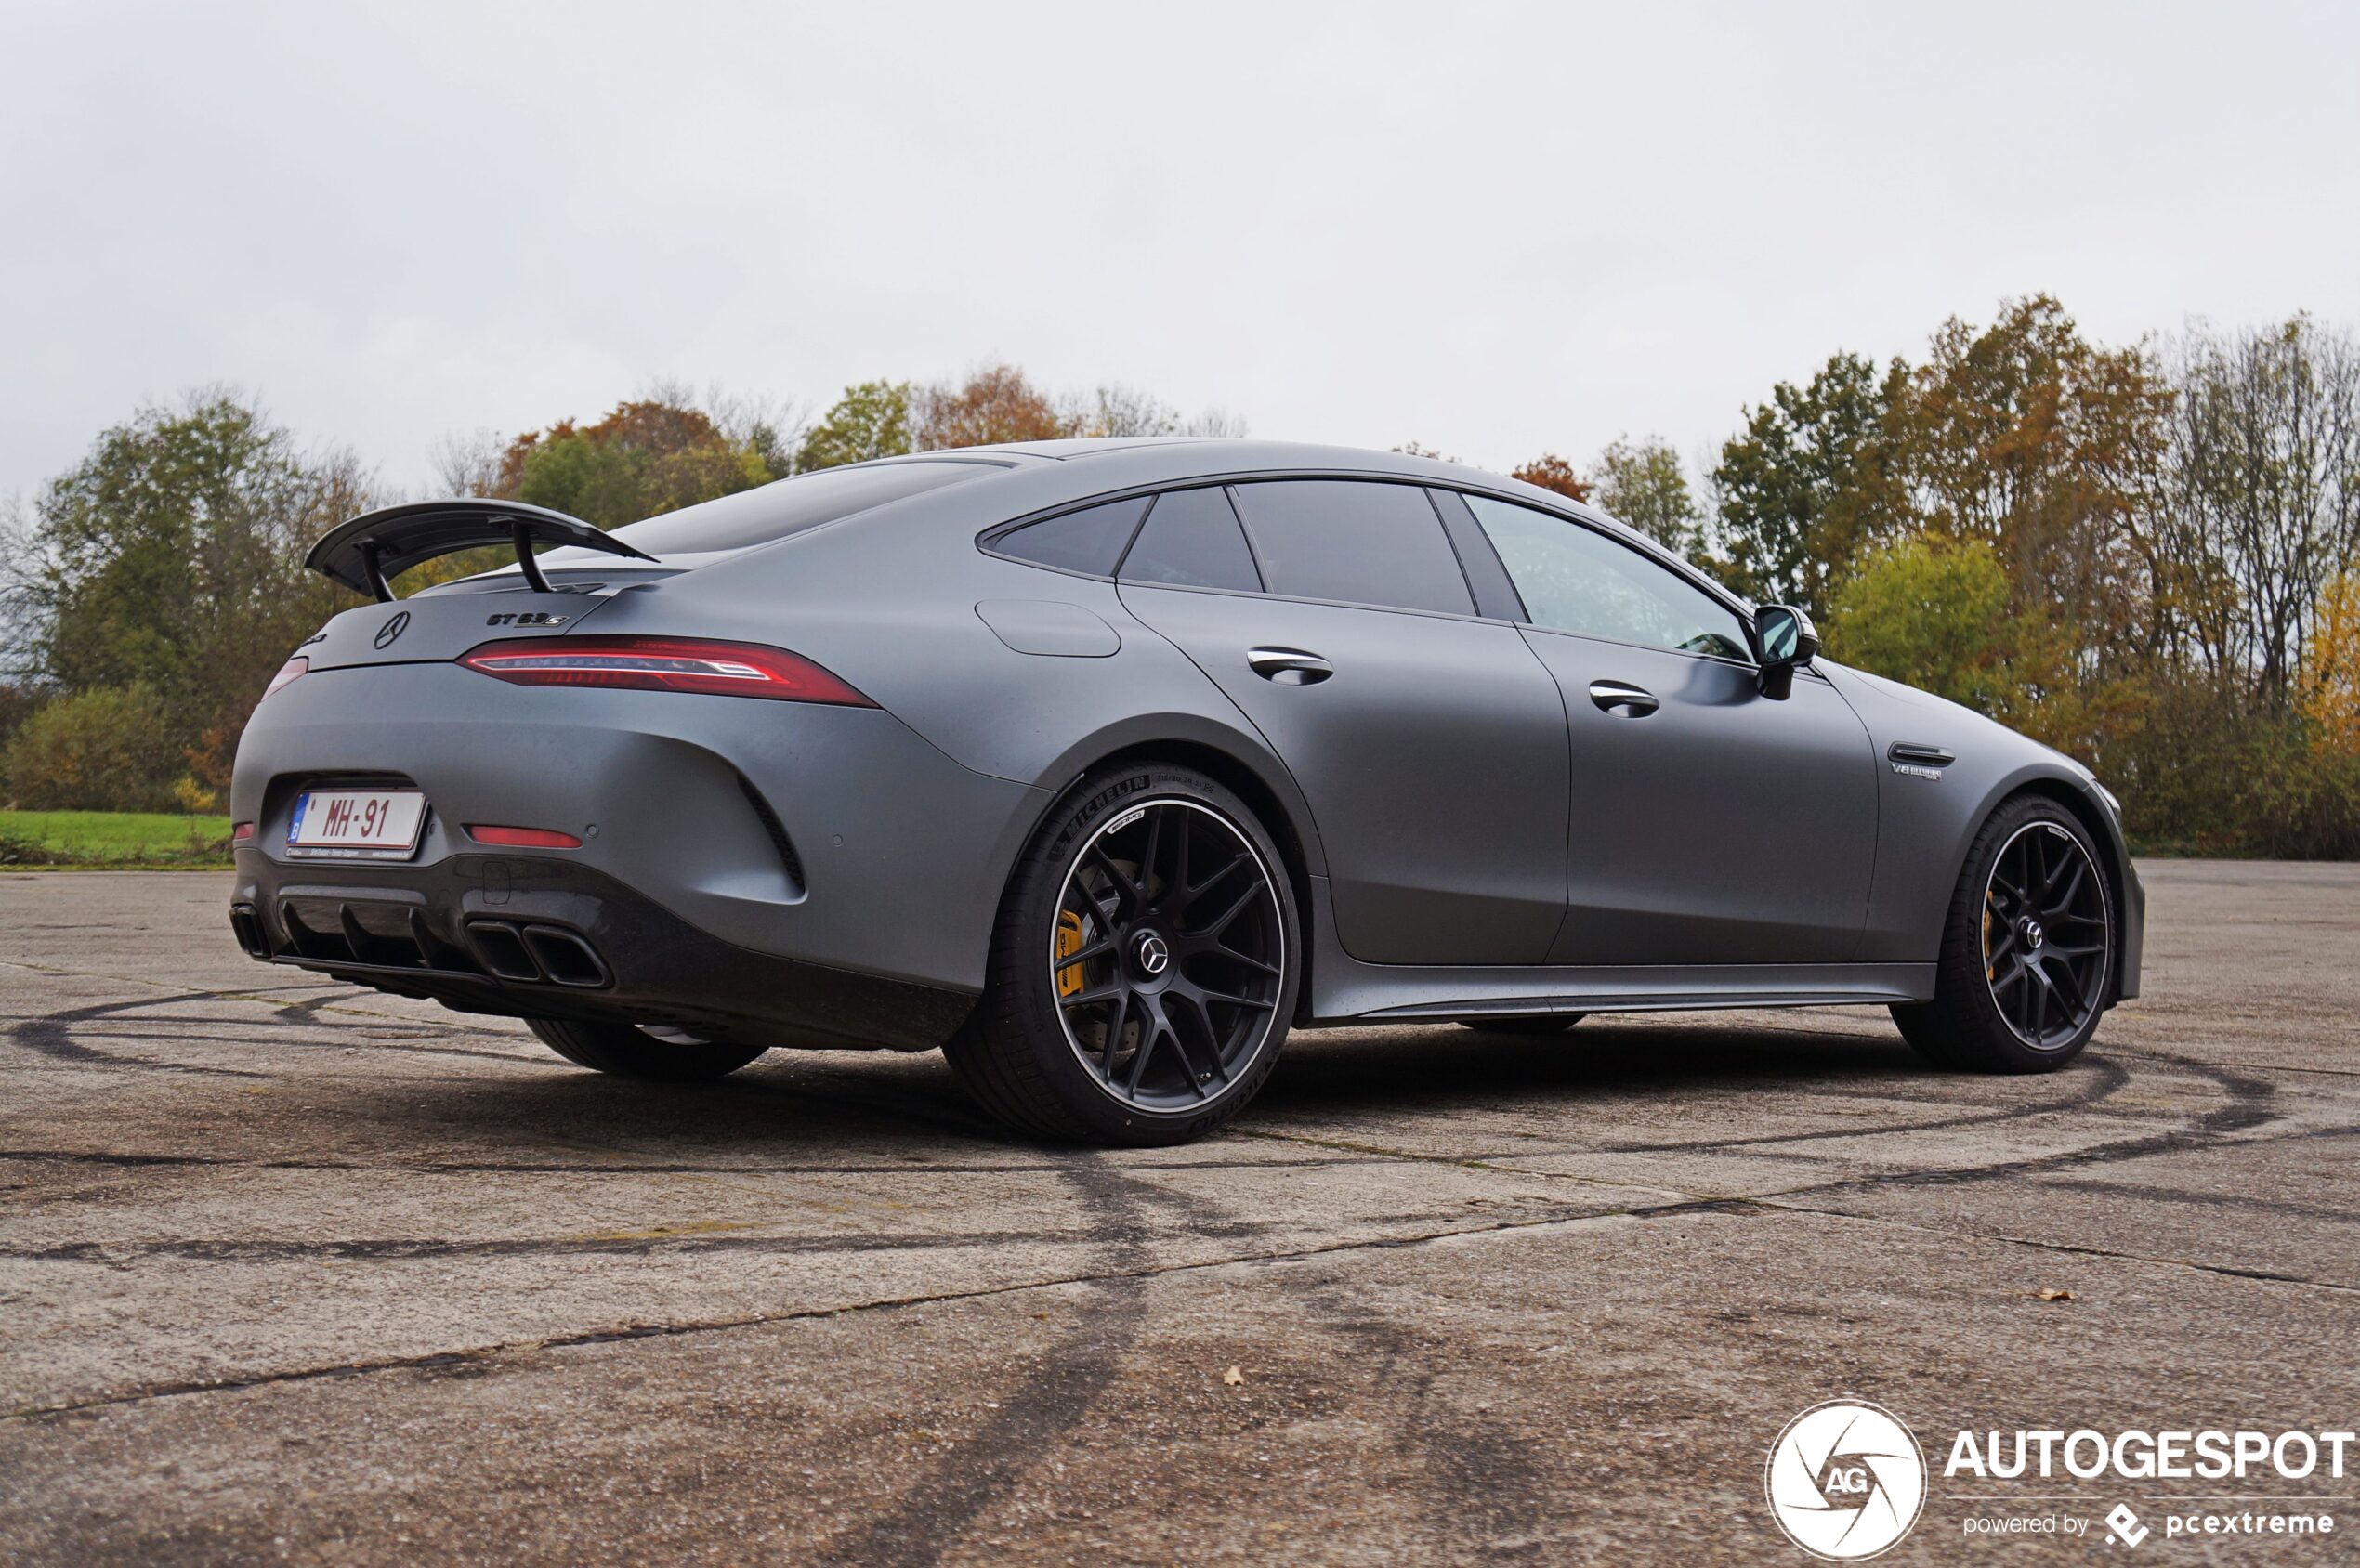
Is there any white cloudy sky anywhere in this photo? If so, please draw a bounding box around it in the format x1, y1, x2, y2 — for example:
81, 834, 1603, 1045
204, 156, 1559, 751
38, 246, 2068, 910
4, 0, 2355, 496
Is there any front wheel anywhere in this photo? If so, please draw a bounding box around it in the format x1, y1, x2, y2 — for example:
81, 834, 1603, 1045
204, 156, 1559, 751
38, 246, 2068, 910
528, 1018, 768, 1081
1893, 795, 2116, 1073
945, 762, 1301, 1146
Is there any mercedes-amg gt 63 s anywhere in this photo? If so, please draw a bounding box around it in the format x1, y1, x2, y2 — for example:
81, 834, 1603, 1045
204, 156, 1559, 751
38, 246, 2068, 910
229, 439, 2143, 1144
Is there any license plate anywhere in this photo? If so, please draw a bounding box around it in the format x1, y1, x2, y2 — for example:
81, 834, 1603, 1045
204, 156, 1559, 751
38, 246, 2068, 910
286, 789, 427, 860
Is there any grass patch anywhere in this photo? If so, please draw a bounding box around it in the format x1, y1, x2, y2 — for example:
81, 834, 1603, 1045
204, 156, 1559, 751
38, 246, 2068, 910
0, 810, 234, 869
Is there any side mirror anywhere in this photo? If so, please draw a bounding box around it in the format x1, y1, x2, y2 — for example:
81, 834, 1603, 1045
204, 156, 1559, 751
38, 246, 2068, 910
1754, 604, 1819, 700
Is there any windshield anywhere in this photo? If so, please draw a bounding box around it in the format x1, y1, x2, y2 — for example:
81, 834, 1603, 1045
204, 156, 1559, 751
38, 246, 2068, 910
609, 460, 1000, 555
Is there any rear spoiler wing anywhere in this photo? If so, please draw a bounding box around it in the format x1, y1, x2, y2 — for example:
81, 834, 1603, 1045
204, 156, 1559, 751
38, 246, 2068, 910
306, 499, 659, 601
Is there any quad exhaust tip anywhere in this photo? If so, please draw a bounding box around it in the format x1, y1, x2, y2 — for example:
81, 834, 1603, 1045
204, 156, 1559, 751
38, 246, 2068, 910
465, 920, 611, 988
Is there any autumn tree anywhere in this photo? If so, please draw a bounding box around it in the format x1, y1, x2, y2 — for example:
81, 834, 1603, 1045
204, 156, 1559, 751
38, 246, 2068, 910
2301, 566, 2360, 755
917, 363, 1068, 450
1882, 298, 2173, 686
493, 398, 776, 531
1510, 454, 1592, 503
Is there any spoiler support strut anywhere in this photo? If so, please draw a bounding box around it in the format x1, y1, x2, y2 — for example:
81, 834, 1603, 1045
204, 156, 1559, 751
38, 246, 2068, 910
307, 499, 657, 601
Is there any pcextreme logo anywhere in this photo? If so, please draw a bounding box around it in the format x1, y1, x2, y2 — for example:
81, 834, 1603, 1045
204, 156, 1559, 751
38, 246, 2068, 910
1765, 1399, 1929, 1561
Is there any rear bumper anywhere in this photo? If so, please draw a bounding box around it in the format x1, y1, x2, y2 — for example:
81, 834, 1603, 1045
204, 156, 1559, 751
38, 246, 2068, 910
230, 662, 1049, 995
230, 848, 976, 1050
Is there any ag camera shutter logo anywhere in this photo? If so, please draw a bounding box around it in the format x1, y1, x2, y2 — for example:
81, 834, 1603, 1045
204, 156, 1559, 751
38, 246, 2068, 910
1765, 1399, 1928, 1560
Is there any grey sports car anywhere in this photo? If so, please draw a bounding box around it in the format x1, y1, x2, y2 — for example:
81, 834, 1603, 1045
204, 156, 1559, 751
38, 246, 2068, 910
229, 438, 2143, 1144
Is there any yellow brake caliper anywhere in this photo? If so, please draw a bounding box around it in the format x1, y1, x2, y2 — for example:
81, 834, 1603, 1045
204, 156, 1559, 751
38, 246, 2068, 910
1055, 908, 1087, 998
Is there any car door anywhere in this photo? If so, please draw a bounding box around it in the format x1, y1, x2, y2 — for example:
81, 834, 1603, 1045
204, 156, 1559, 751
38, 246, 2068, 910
1116, 480, 1569, 966
1449, 490, 1878, 967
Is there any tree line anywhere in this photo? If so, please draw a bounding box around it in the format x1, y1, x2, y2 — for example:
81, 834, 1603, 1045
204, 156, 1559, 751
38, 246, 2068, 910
4, 303, 2356, 856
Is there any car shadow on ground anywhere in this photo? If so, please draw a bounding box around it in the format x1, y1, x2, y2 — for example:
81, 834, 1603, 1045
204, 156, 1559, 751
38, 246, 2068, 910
292, 1015, 2000, 1158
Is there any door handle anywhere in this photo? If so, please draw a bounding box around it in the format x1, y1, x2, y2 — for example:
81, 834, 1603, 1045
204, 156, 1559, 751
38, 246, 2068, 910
1247, 647, 1333, 686
1588, 680, 1659, 718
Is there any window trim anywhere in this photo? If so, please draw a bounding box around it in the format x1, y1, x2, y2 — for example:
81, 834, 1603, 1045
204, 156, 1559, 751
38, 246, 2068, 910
981, 471, 1504, 622
974, 467, 1769, 651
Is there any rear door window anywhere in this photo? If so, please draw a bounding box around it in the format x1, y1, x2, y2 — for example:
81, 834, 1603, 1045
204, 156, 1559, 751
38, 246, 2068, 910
1118, 488, 1264, 592
1229, 480, 1475, 615
994, 496, 1149, 576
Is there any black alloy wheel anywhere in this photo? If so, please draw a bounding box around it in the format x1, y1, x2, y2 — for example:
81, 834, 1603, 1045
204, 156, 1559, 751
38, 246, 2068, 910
1894, 796, 2116, 1073
945, 762, 1301, 1145
1980, 820, 2111, 1049
1049, 798, 1286, 1110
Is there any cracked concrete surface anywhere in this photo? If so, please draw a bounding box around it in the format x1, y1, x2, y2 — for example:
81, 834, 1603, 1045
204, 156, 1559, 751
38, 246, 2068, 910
2, 861, 2355, 1564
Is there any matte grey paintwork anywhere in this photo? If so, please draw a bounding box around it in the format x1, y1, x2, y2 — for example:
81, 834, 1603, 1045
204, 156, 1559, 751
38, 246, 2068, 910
1119, 580, 1569, 965
1516, 634, 1879, 966
232, 438, 2142, 1049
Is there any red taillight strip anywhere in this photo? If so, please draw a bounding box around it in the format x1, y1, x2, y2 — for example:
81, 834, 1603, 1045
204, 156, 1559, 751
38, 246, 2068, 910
465, 825, 583, 849
456, 636, 875, 706
260, 657, 308, 702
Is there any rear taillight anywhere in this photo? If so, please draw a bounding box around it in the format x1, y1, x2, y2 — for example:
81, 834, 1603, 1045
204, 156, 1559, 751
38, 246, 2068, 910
456, 637, 875, 706
259, 657, 308, 703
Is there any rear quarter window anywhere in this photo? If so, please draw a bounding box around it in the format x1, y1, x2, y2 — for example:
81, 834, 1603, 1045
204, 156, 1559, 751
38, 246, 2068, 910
993, 496, 1150, 576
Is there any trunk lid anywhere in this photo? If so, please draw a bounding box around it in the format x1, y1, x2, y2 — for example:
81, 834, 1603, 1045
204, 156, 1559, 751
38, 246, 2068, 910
296, 585, 626, 673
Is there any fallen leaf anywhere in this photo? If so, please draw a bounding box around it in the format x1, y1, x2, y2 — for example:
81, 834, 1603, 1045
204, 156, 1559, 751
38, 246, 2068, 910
2035, 1288, 2075, 1301
1223, 1365, 1245, 1387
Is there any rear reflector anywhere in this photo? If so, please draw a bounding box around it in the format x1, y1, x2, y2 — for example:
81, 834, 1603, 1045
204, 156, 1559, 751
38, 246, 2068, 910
232, 821, 256, 843
465, 825, 583, 849
457, 636, 875, 706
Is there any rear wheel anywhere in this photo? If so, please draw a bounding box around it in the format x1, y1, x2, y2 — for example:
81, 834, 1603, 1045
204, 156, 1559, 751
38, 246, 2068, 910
527, 1018, 767, 1081
1459, 1014, 1584, 1035
1892, 795, 2115, 1073
945, 762, 1300, 1146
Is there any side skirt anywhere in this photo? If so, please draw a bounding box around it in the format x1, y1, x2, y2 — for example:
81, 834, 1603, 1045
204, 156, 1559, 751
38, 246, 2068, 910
1300, 874, 1935, 1025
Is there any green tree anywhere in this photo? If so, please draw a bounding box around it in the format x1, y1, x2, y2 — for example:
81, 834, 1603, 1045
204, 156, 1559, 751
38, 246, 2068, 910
22, 392, 364, 789
1826, 535, 2020, 712
1709, 351, 1893, 611
796, 380, 916, 471
1590, 435, 1701, 555
2, 684, 184, 811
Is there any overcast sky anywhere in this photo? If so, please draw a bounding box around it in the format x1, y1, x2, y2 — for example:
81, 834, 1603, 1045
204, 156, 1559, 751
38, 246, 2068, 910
5, 1, 2356, 498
